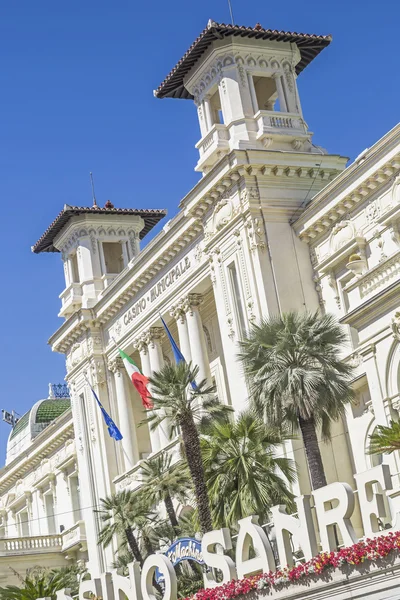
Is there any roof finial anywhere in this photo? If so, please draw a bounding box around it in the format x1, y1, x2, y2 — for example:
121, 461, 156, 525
89, 172, 98, 208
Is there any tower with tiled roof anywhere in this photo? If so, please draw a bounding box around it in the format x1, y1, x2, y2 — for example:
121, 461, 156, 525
155, 19, 332, 173
32, 203, 166, 318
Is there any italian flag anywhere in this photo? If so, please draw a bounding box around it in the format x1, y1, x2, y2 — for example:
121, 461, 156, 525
118, 349, 152, 409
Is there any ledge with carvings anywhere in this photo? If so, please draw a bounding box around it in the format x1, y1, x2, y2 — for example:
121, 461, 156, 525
295, 153, 400, 244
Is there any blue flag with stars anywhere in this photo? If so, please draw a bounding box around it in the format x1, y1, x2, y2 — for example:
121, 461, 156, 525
88, 382, 123, 441
160, 316, 197, 390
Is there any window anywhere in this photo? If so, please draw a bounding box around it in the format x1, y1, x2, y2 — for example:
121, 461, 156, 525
70, 253, 79, 283
253, 76, 278, 111
18, 510, 29, 537
45, 493, 56, 534
209, 88, 224, 125
103, 242, 124, 274
228, 262, 247, 338
70, 476, 81, 522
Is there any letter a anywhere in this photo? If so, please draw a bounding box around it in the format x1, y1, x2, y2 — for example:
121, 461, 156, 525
236, 515, 275, 579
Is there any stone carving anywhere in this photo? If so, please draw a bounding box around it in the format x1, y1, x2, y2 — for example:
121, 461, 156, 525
327, 271, 341, 309
374, 230, 387, 263
348, 353, 363, 368
181, 293, 203, 316
391, 173, 400, 205
242, 187, 260, 203
312, 274, 325, 308
365, 200, 381, 225
245, 216, 266, 252
235, 57, 247, 87
391, 312, 400, 341
213, 198, 233, 231
390, 223, 400, 247
329, 221, 356, 253
114, 319, 122, 338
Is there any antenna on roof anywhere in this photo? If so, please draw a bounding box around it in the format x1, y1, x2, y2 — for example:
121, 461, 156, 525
227, 0, 235, 24
89, 172, 98, 208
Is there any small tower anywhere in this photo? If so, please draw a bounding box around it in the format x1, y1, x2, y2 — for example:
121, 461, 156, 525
155, 20, 331, 173
32, 202, 166, 318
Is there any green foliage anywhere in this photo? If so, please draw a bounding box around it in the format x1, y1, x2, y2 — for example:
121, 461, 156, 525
239, 311, 354, 490
144, 361, 232, 533
144, 362, 232, 438
0, 565, 84, 600
368, 420, 400, 455
138, 452, 192, 528
201, 411, 296, 528
239, 311, 354, 437
96, 490, 155, 563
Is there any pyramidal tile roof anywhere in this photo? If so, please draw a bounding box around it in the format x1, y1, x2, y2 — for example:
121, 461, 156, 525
154, 20, 332, 100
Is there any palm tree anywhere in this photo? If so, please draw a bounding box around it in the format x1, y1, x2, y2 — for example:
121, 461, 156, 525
145, 361, 232, 533
97, 490, 154, 565
138, 452, 191, 531
0, 565, 83, 600
239, 312, 354, 490
368, 421, 400, 455
200, 411, 296, 528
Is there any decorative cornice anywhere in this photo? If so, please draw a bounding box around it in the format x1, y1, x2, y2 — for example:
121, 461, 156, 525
49, 151, 344, 355
296, 151, 400, 243
0, 412, 74, 494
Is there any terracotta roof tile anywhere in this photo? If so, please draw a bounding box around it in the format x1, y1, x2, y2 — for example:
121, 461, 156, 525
32, 205, 167, 254
154, 20, 332, 100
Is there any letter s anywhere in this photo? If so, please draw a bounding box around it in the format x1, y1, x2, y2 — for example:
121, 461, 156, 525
202, 528, 237, 588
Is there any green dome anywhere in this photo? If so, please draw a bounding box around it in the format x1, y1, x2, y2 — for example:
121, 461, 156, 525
35, 399, 70, 424
9, 410, 31, 439
9, 399, 71, 440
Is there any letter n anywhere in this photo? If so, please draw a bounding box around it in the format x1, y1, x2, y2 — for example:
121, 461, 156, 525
271, 495, 318, 568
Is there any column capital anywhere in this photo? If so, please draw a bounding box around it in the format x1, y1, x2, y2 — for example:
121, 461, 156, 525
107, 357, 124, 374
146, 327, 164, 349
133, 334, 149, 355
182, 293, 203, 315
170, 302, 186, 324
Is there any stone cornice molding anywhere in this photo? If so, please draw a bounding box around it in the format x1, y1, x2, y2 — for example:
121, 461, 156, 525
54, 213, 145, 254
340, 278, 400, 330
294, 128, 400, 242
49, 150, 345, 355
185, 40, 301, 103
0, 411, 73, 495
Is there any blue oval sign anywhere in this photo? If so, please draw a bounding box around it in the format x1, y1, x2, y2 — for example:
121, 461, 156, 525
165, 537, 204, 566
156, 537, 204, 583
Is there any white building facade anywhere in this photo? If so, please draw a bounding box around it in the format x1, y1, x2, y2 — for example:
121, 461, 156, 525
1, 19, 400, 594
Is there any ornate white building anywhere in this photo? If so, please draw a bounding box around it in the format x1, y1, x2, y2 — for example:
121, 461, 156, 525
1, 19, 400, 593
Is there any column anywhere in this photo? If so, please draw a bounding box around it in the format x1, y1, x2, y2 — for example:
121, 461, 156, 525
135, 337, 161, 454
170, 303, 192, 362
146, 328, 170, 449
108, 358, 139, 471
182, 294, 212, 385
274, 73, 287, 113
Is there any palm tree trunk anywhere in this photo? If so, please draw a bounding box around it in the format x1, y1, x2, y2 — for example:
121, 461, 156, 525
164, 493, 179, 530
125, 526, 143, 566
298, 416, 327, 490
142, 533, 154, 557
180, 414, 213, 533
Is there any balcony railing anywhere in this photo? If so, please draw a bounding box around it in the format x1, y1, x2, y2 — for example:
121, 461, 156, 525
59, 283, 82, 317
62, 520, 87, 552
195, 124, 230, 171
0, 534, 62, 555
255, 110, 308, 140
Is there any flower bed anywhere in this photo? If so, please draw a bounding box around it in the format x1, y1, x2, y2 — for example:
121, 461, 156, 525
185, 531, 400, 600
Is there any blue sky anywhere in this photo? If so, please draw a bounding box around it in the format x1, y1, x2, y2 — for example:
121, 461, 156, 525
0, 0, 398, 462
